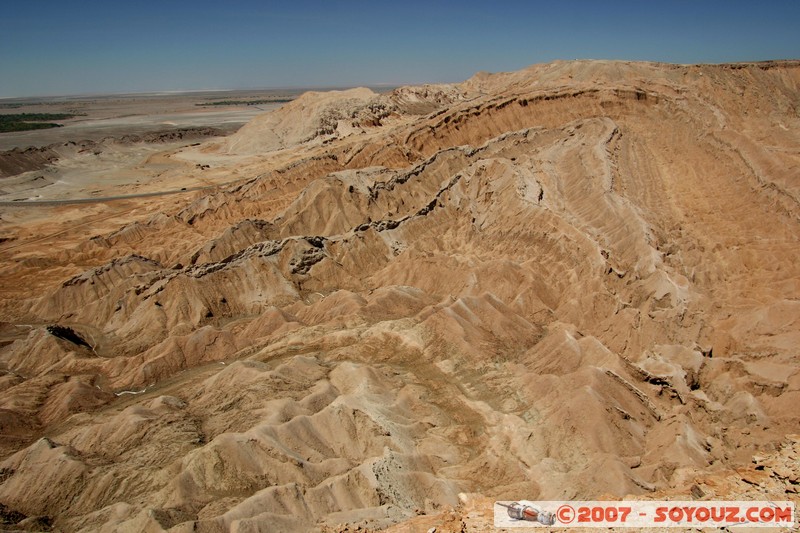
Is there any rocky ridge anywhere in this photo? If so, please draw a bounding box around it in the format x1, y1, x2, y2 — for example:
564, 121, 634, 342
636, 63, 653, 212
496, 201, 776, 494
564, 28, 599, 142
0, 60, 798, 531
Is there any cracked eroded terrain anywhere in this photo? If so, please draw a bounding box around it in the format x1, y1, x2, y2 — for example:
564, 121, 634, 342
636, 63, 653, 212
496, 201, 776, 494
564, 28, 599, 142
1, 60, 799, 531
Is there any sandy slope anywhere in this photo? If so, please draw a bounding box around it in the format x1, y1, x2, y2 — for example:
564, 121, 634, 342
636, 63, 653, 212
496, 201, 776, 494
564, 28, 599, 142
0, 60, 799, 532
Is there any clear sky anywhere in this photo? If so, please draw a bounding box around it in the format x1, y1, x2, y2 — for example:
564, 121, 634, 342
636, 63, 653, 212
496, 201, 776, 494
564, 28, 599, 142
1, 0, 798, 98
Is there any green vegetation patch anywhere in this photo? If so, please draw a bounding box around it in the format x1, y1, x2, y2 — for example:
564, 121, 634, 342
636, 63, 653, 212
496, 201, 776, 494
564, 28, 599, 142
0, 113, 79, 133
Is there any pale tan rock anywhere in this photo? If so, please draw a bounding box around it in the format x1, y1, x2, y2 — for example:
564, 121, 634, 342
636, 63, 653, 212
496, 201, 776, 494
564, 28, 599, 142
1, 59, 799, 531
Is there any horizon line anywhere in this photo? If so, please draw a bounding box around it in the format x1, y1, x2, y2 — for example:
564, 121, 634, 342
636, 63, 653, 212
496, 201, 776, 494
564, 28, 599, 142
2, 57, 798, 101
0, 82, 416, 102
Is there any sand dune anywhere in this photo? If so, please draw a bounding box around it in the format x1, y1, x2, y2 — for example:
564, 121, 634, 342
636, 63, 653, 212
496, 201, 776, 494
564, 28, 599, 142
0, 60, 799, 531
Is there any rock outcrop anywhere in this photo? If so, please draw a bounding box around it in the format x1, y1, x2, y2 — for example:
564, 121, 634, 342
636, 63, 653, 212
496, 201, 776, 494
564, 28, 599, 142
0, 59, 799, 531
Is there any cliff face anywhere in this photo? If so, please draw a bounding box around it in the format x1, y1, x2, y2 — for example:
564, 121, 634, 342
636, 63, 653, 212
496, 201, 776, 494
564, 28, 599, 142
1, 60, 799, 531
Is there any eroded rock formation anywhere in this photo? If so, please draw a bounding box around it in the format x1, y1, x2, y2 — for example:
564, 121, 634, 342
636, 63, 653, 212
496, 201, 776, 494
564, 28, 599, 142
0, 60, 799, 531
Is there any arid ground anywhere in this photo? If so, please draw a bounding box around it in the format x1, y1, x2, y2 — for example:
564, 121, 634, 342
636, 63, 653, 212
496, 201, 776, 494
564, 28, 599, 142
0, 61, 798, 532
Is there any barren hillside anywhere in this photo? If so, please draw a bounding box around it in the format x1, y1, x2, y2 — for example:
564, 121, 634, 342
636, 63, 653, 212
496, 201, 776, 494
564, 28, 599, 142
0, 59, 799, 532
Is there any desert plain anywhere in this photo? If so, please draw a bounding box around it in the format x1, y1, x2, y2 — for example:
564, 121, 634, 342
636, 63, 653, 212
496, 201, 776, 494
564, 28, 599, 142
0, 60, 799, 532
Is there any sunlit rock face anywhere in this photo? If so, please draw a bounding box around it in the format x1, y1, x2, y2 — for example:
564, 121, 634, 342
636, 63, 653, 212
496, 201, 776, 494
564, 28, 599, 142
1, 60, 799, 532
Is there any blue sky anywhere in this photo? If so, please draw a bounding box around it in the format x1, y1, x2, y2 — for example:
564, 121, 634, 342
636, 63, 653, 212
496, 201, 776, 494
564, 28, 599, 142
1, 1, 798, 97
